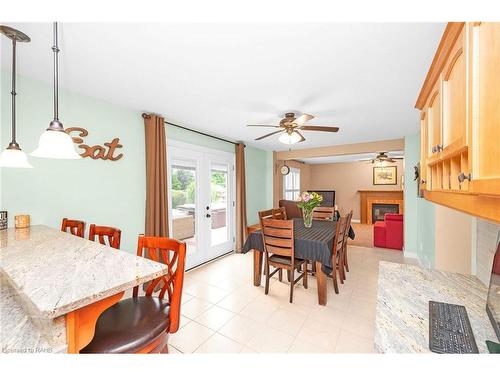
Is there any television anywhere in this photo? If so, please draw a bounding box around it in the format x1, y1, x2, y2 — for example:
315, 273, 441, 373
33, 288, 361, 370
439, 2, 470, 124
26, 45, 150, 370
313, 190, 335, 207
486, 235, 500, 342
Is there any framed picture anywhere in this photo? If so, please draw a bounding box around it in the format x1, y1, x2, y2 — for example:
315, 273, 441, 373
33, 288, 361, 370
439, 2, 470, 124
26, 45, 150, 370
373, 166, 397, 185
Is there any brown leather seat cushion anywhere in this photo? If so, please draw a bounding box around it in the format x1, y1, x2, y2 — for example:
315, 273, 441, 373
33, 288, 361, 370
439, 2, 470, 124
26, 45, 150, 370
279, 200, 302, 219
81, 296, 170, 354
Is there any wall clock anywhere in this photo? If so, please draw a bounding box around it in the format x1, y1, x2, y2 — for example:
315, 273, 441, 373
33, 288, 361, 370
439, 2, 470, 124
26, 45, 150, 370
280, 165, 290, 175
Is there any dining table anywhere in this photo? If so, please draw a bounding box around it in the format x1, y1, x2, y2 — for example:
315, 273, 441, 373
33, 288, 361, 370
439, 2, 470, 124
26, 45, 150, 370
242, 218, 355, 306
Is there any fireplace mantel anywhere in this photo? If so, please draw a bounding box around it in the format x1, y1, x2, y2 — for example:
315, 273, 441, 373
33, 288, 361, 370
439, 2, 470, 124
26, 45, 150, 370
358, 190, 404, 224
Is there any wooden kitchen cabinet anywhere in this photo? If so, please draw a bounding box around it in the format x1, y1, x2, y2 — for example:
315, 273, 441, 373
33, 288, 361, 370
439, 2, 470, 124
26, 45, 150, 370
415, 22, 500, 223
468, 22, 500, 196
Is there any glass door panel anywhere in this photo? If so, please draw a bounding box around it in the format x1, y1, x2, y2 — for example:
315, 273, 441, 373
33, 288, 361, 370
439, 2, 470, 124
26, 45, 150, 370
210, 163, 229, 246
170, 161, 198, 257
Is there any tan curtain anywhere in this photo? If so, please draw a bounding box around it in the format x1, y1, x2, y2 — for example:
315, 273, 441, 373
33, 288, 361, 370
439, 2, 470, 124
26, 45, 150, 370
143, 113, 169, 237
235, 143, 247, 253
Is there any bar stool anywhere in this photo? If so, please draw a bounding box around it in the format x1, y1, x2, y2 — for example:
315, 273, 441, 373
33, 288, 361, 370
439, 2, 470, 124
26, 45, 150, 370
61, 218, 85, 238
89, 224, 122, 249
81, 235, 186, 353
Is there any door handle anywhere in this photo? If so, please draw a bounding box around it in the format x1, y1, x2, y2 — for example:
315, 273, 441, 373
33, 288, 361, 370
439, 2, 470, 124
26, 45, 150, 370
458, 173, 471, 183
206, 213, 211, 218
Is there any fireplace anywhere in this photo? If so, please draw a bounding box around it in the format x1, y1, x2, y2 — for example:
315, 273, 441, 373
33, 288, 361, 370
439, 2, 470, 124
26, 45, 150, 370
372, 203, 399, 223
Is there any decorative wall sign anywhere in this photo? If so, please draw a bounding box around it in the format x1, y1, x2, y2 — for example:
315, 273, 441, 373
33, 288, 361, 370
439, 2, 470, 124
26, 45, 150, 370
373, 166, 397, 185
65, 127, 123, 161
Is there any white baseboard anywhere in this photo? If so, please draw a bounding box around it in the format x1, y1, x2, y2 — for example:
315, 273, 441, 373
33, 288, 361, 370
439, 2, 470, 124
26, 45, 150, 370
351, 219, 361, 224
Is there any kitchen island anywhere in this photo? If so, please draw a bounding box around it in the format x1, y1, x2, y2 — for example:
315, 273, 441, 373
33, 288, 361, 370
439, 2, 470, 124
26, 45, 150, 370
0, 225, 167, 353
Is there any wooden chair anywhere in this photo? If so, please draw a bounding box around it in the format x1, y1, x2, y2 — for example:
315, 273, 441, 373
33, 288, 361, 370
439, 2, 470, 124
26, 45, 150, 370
61, 218, 85, 238
89, 224, 122, 250
313, 206, 335, 221
330, 215, 348, 294
261, 218, 307, 303
81, 236, 186, 353
342, 210, 354, 274
258, 208, 288, 281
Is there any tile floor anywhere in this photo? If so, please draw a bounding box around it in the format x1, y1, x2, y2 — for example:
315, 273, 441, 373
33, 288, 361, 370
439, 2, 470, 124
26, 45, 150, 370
167, 245, 417, 353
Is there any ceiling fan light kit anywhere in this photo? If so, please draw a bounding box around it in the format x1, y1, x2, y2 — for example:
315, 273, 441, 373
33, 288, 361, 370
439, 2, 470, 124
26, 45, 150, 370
0, 25, 33, 168
31, 22, 81, 160
248, 112, 339, 145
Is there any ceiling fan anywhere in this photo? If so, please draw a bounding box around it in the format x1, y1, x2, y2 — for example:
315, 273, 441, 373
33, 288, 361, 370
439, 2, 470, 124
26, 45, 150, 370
360, 151, 404, 164
247, 112, 339, 145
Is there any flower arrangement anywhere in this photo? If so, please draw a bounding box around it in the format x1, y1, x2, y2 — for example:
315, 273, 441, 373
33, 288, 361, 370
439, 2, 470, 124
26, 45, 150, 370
296, 191, 323, 228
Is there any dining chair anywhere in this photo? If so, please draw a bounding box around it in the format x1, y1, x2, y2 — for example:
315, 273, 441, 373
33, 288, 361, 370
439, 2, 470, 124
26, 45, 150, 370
89, 224, 122, 250
261, 218, 307, 303
312, 206, 335, 221
342, 210, 354, 274
61, 218, 85, 238
81, 236, 186, 353
258, 208, 288, 282
330, 215, 348, 294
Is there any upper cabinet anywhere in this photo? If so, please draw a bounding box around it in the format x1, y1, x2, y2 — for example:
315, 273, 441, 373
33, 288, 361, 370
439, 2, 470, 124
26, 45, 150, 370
469, 22, 500, 196
416, 22, 500, 223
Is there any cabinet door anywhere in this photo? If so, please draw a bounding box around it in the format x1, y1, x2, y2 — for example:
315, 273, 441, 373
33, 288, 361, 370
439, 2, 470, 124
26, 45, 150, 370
442, 26, 467, 155
426, 79, 442, 162
420, 111, 429, 191
470, 22, 500, 196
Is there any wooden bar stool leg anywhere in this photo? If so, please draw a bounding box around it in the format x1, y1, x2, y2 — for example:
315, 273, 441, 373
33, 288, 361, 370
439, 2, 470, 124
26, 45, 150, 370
289, 268, 294, 303
264, 257, 270, 295
303, 261, 308, 289
278, 269, 283, 282
332, 266, 339, 294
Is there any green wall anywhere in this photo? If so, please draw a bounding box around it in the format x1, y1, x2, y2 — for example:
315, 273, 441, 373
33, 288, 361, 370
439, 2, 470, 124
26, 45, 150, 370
403, 133, 435, 268
245, 145, 273, 225
0, 74, 272, 253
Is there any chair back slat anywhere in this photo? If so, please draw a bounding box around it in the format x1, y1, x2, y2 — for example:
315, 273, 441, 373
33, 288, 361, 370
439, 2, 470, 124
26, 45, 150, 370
313, 206, 335, 221
61, 218, 85, 238
332, 215, 348, 262
133, 235, 186, 333
89, 224, 122, 249
258, 207, 288, 221
260, 218, 294, 259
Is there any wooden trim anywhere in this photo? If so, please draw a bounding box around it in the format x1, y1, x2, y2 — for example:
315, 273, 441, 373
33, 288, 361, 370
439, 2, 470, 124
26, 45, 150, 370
276, 138, 404, 160
470, 179, 500, 197
424, 190, 500, 223
415, 22, 465, 109
443, 47, 464, 81
66, 291, 124, 353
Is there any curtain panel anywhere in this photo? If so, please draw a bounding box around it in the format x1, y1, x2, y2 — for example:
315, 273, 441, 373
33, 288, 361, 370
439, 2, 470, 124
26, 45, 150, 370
235, 142, 247, 253
143, 113, 169, 237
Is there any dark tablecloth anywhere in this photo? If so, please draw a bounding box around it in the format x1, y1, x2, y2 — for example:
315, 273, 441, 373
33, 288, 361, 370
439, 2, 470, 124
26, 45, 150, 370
242, 218, 355, 273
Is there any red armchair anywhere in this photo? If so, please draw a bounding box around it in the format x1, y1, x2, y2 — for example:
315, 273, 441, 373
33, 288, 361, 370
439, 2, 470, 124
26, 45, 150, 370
373, 213, 403, 250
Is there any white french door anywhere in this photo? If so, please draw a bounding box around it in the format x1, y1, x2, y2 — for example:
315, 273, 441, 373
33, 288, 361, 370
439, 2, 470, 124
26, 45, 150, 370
167, 140, 235, 270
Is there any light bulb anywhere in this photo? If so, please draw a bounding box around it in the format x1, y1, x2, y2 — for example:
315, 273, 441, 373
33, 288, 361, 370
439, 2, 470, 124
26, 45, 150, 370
279, 132, 301, 145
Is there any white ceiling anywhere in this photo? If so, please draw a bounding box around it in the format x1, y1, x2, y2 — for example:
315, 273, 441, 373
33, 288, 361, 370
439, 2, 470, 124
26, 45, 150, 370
0, 22, 445, 151
299, 150, 405, 164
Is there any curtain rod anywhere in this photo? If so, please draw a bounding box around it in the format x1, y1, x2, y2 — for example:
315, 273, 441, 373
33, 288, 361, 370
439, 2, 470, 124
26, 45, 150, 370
142, 113, 245, 147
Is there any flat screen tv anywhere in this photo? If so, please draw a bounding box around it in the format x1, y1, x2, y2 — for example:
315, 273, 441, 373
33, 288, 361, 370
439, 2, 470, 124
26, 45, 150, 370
486, 235, 500, 342
313, 190, 335, 207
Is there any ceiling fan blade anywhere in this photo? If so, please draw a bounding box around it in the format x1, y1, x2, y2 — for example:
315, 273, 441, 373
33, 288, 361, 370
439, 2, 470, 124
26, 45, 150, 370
254, 129, 284, 140
294, 130, 306, 143
299, 125, 339, 132
293, 114, 314, 126
247, 124, 280, 128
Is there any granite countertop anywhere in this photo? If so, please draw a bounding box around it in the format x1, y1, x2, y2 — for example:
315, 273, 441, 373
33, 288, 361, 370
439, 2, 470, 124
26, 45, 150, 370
375, 261, 498, 353
0, 225, 167, 319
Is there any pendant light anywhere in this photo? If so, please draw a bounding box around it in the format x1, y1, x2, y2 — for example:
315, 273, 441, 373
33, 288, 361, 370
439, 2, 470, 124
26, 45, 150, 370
279, 131, 302, 145
31, 22, 80, 159
0, 25, 33, 168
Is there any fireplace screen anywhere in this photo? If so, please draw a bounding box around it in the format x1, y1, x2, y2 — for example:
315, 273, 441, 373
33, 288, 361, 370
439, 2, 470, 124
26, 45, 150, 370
372, 204, 399, 223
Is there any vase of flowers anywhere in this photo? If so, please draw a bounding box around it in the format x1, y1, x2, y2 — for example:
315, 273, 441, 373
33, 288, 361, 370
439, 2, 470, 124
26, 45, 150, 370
296, 191, 323, 228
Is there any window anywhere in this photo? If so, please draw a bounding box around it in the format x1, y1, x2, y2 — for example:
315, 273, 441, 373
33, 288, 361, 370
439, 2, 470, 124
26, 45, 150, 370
283, 168, 301, 201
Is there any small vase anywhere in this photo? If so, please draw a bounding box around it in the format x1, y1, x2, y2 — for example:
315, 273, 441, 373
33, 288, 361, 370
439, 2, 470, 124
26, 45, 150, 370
303, 209, 313, 228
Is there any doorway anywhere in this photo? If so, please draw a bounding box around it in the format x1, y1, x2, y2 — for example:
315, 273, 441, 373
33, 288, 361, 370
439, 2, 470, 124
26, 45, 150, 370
168, 140, 235, 269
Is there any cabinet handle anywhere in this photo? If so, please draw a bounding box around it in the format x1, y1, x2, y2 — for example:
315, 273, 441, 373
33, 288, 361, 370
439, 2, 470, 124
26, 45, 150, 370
421, 179, 426, 184
458, 173, 471, 183
431, 146, 436, 154
436, 144, 444, 152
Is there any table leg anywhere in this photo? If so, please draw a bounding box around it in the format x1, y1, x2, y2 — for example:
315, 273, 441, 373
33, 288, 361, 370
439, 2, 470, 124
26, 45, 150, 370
253, 250, 263, 286
315, 261, 327, 306
66, 291, 124, 353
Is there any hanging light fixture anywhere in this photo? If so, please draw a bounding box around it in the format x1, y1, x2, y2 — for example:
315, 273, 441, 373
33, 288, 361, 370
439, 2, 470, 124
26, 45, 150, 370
0, 25, 33, 168
31, 22, 80, 159
279, 131, 302, 145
